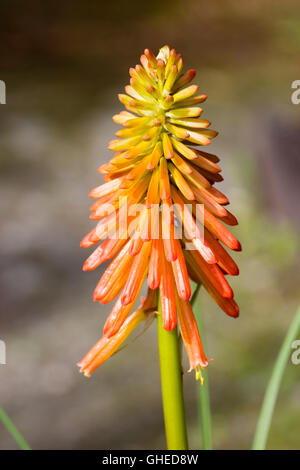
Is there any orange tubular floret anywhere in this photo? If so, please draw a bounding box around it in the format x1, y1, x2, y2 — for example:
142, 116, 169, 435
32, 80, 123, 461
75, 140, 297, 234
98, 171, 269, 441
98, 277, 128, 305
80, 227, 98, 248
103, 296, 134, 338
185, 251, 239, 318
171, 187, 201, 239
140, 207, 153, 242
176, 295, 209, 378
90, 193, 115, 212
162, 133, 174, 159
219, 209, 238, 226
172, 239, 191, 300
146, 167, 160, 207
89, 178, 122, 199
88, 211, 118, 244
169, 162, 195, 201
93, 240, 133, 302
125, 157, 150, 181
90, 203, 118, 221
148, 238, 163, 289
171, 152, 193, 175
204, 228, 239, 276
189, 247, 233, 299
185, 166, 211, 191
129, 207, 147, 255
159, 157, 171, 201
202, 207, 241, 251
160, 249, 177, 331
78, 309, 147, 376
147, 142, 163, 170
83, 245, 105, 272
103, 269, 147, 338
83, 237, 126, 271
129, 235, 143, 256
162, 201, 177, 262
190, 184, 227, 218
171, 187, 217, 264
173, 69, 196, 92
121, 241, 152, 306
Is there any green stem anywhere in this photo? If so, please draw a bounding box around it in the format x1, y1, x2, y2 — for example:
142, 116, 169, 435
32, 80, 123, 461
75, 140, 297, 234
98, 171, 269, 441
252, 305, 300, 450
191, 283, 213, 450
157, 294, 188, 450
0, 408, 31, 450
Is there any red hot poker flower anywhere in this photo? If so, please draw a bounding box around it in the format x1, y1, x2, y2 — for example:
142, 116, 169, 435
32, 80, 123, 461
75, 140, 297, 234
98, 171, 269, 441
78, 45, 241, 381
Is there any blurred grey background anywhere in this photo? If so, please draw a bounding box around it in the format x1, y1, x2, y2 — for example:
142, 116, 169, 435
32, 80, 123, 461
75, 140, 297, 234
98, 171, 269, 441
0, 0, 299, 449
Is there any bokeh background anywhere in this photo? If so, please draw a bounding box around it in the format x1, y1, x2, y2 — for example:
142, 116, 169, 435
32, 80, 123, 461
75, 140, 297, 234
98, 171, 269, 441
0, 0, 300, 449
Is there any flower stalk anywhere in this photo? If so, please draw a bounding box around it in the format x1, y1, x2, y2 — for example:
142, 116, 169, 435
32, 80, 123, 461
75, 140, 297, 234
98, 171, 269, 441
157, 294, 188, 450
191, 283, 213, 450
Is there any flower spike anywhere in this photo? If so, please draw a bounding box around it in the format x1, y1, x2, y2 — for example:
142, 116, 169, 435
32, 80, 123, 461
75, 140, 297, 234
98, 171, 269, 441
79, 46, 241, 379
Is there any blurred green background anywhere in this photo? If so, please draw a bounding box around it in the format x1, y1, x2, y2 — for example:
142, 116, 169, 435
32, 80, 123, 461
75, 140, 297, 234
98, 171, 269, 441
0, 0, 299, 449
